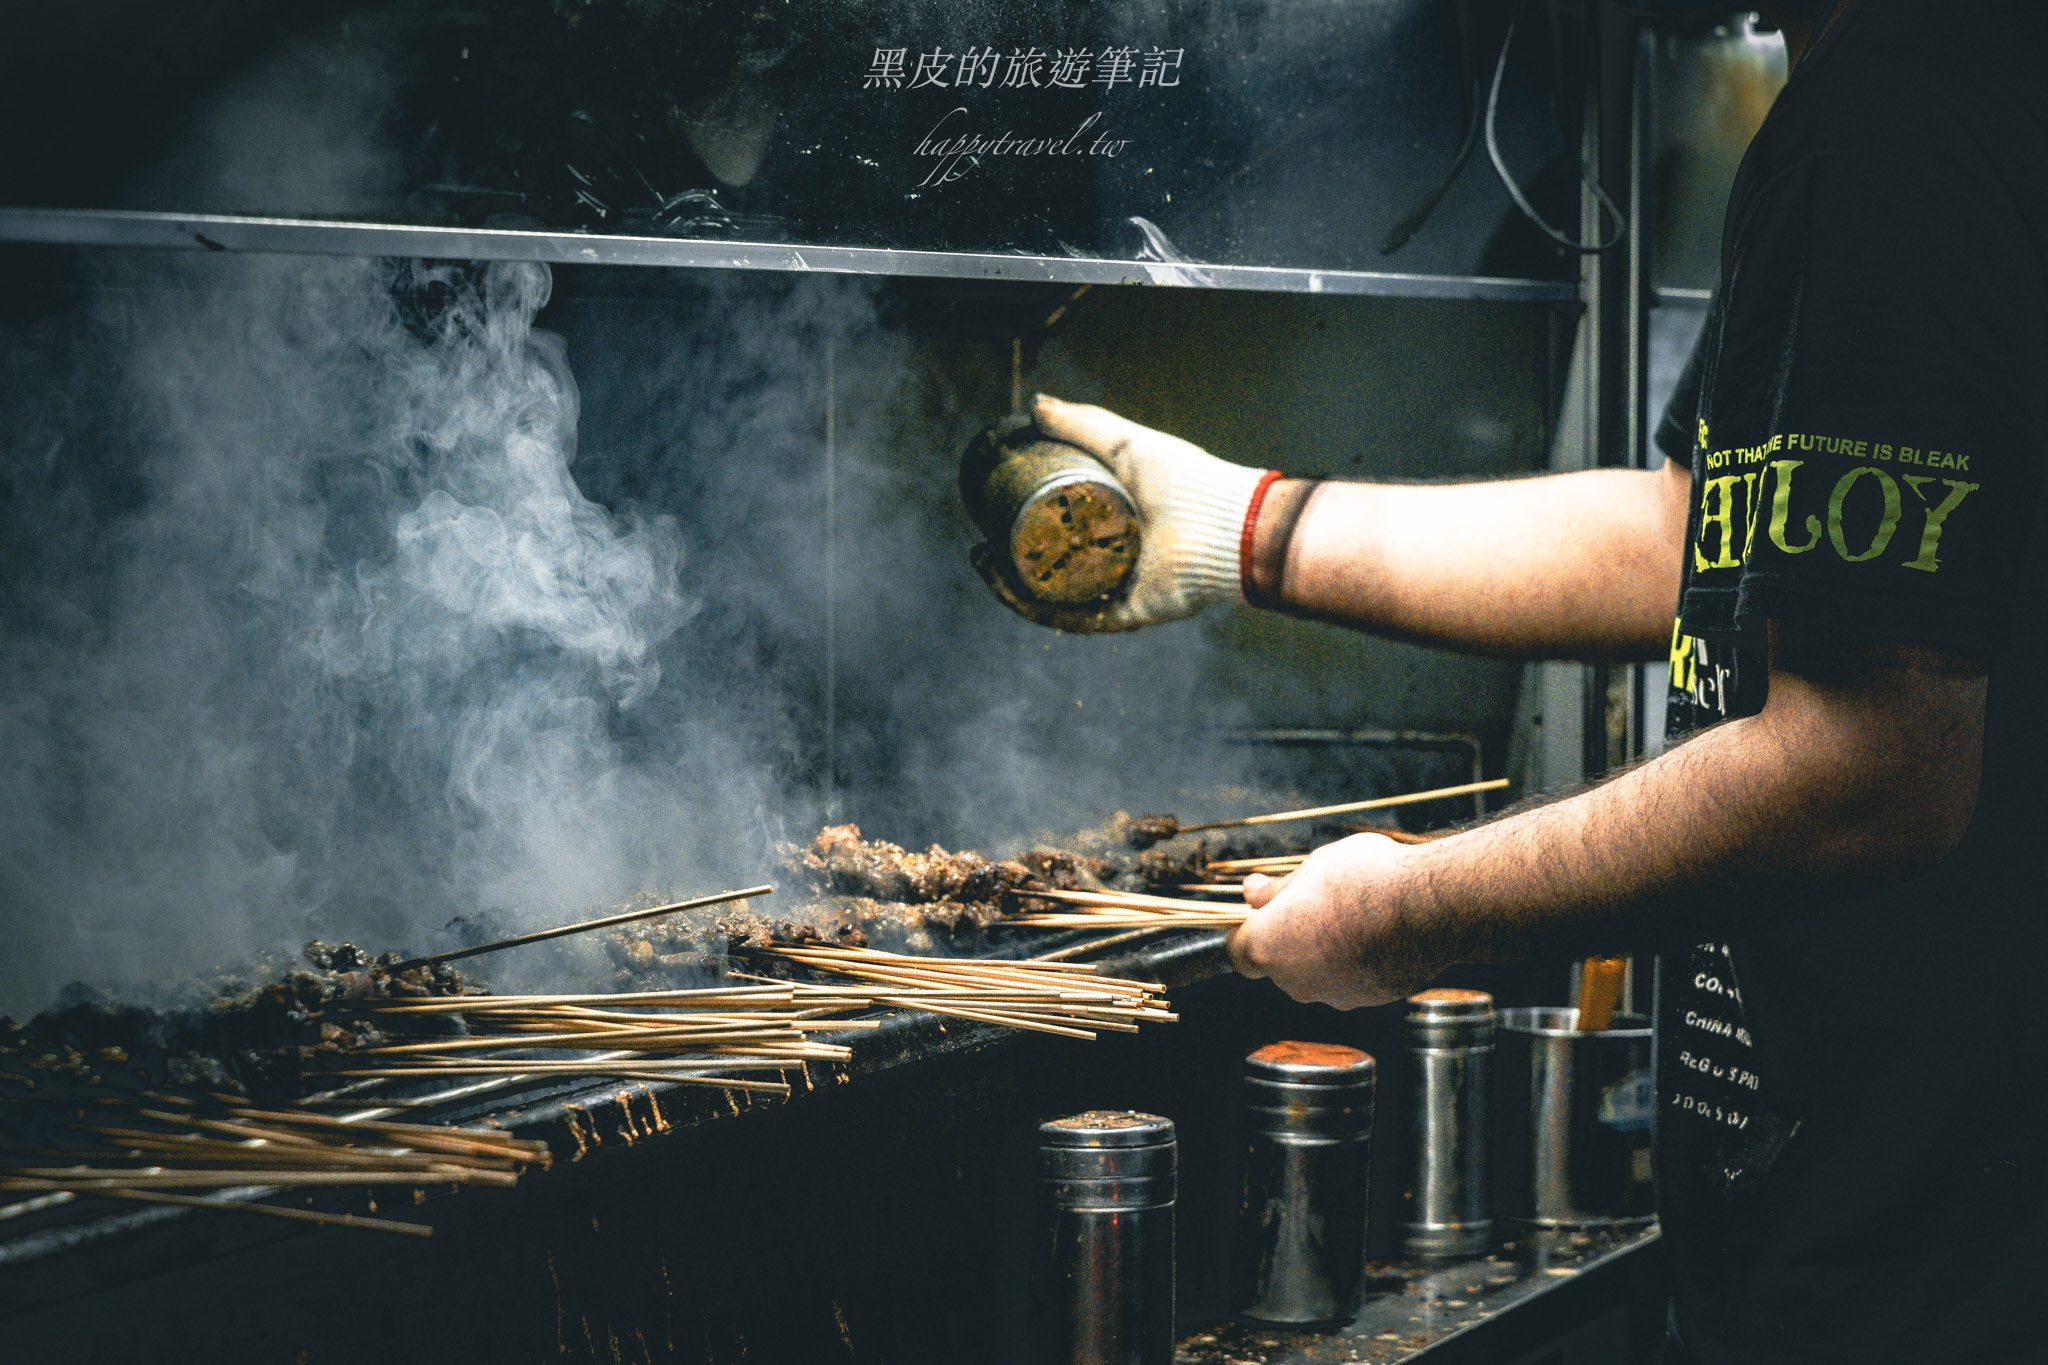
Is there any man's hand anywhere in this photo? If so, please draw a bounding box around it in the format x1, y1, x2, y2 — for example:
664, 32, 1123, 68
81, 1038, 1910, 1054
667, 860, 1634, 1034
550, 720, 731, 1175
1226, 833, 1447, 1009
975, 395, 1271, 633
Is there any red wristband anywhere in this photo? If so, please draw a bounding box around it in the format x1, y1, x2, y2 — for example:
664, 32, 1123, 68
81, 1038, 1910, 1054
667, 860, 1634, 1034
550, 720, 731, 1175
1239, 469, 1285, 608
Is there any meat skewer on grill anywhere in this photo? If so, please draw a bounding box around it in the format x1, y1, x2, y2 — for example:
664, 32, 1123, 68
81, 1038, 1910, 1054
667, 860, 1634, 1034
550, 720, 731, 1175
384, 884, 775, 971
1124, 778, 1507, 848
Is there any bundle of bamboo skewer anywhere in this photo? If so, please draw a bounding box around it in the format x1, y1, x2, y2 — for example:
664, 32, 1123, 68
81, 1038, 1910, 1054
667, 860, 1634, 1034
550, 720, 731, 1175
334, 983, 869, 1098
1205, 853, 1308, 876
332, 947, 1180, 1100
762, 943, 1176, 1041
1007, 886, 1253, 930
0, 1097, 549, 1237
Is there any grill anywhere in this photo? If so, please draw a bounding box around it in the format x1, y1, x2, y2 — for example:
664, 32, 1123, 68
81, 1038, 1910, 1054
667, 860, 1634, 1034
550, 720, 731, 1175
0, 0, 1727, 1358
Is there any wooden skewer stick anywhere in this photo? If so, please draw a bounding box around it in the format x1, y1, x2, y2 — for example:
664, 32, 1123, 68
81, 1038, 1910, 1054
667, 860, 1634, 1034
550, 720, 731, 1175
0, 1167, 519, 1190
354, 986, 803, 1013
1335, 826, 1437, 844
218, 1109, 549, 1160
774, 943, 1106, 975
775, 959, 1141, 998
328, 1058, 798, 1078
1030, 927, 1178, 963
327, 1067, 796, 1094
104, 1118, 491, 1163
1017, 887, 1248, 912
767, 948, 1113, 985
79, 1142, 510, 1176
0, 1180, 434, 1237
354, 1031, 812, 1057
766, 947, 1162, 995
517, 1008, 879, 1030
902, 1004, 1099, 1040
383, 885, 776, 972
1205, 856, 1305, 874
1012, 913, 1249, 929
1170, 778, 1509, 834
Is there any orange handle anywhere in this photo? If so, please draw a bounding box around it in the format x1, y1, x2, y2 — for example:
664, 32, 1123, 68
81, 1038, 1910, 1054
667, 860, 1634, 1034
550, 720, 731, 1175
1575, 957, 1628, 1033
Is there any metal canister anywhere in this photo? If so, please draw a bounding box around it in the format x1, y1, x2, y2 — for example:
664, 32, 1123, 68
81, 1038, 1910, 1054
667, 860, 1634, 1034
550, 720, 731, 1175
1401, 989, 1494, 1260
1234, 1041, 1377, 1324
1496, 1008, 1656, 1227
1031, 1111, 1178, 1365
960, 415, 1140, 606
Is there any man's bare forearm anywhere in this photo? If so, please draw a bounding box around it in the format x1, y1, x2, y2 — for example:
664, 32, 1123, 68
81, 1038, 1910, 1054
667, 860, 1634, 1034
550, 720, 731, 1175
1229, 637, 1986, 1008
1393, 646, 1985, 965
1251, 464, 1691, 661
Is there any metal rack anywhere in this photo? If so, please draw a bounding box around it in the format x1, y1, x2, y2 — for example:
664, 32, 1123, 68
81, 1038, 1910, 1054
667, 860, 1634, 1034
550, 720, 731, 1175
0, 208, 1578, 303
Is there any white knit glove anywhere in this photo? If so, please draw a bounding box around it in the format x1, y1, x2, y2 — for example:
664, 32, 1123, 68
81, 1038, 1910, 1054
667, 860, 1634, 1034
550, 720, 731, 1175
973, 395, 1273, 633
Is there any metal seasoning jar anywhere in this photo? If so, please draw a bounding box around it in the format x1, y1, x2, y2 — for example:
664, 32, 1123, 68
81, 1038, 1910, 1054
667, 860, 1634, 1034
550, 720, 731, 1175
1234, 1041, 1377, 1325
1031, 1110, 1178, 1365
960, 415, 1141, 607
1401, 989, 1495, 1260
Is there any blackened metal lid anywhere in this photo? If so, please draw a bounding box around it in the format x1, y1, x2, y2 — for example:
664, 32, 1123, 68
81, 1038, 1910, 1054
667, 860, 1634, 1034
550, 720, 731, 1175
1245, 1040, 1377, 1086
1038, 1110, 1176, 1149
1038, 1111, 1177, 1205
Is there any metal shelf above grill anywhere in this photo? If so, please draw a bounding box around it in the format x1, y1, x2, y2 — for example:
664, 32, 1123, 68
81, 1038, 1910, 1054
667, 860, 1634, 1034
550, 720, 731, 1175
0, 208, 1582, 303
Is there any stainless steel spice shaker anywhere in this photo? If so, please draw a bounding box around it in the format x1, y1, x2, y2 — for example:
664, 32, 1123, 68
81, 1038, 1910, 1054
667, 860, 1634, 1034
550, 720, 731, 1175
961, 415, 1141, 607
1401, 989, 1495, 1260
1031, 1110, 1178, 1365
1234, 1041, 1377, 1324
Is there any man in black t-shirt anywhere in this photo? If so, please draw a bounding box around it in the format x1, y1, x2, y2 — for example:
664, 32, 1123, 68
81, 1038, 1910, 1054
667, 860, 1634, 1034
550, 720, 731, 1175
976, 1, 2047, 1358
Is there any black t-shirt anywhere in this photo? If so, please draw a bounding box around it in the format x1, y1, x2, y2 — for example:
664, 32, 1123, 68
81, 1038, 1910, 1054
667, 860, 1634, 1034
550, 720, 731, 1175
1653, 2, 2048, 1360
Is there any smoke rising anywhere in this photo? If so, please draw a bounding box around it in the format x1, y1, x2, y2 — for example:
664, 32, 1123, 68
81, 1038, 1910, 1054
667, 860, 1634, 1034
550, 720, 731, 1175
0, 247, 1258, 1016
0, 21, 1274, 1015
0, 255, 692, 1010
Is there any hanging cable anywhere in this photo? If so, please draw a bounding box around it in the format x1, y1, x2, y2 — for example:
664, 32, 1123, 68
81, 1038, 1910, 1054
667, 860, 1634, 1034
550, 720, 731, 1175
1381, 0, 1483, 254
1484, 0, 1627, 254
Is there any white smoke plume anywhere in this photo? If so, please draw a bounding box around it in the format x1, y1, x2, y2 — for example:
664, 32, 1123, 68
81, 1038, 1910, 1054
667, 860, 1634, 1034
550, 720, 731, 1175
0, 249, 1252, 1016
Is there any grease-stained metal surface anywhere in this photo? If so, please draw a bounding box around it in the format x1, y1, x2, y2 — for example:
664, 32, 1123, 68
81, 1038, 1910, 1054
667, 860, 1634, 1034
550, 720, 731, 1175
1176, 1226, 1659, 1365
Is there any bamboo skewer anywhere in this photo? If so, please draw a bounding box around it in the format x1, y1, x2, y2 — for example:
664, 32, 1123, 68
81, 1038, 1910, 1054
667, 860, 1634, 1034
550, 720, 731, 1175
0, 1181, 436, 1237
0, 1096, 551, 1240
352, 985, 807, 1012
1014, 913, 1250, 929
1031, 927, 1175, 962
327, 1065, 796, 1094
7, 940, 1186, 1237
334, 941, 1179, 1108
109, 1189, 438, 1237
1206, 858, 1304, 875
1, 1166, 520, 1190
215, 1108, 548, 1160
383, 884, 776, 971
1004, 885, 1253, 931
1166, 778, 1507, 835
758, 945, 1178, 1041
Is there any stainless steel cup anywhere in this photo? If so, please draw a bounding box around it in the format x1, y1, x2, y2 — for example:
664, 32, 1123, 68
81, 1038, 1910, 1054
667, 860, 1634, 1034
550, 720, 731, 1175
1234, 1040, 1377, 1324
1032, 1110, 1178, 1365
1401, 989, 1494, 1260
1496, 1008, 1656, 1227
